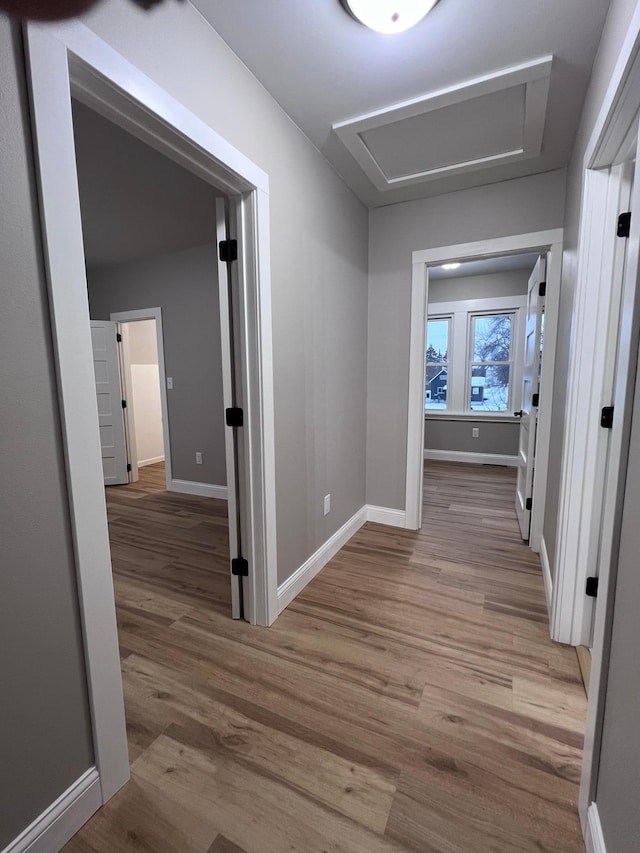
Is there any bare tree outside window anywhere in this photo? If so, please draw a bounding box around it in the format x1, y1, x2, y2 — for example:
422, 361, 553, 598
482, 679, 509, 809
425, 318, 450, 410
470, 314, 513, 411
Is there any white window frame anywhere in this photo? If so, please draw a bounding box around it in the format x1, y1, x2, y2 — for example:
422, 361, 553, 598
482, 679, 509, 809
425, 314, 452, 411
467, 310, 516, 414
426, 295, 526, 420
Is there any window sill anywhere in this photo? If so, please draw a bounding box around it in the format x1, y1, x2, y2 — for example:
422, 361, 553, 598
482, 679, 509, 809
424, 412, 520, 423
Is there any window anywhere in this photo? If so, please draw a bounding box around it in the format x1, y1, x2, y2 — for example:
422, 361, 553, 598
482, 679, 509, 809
425, 317, 450, 410
425, 297, 523, 416
469, 313, 514, 412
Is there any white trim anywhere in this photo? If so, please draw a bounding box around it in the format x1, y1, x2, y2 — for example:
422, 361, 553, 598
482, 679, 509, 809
406, 261, 428, 529
333, 57, 552, 191
169, 479, 228, 500
138, 455, 165, 467
277, 507, 368, 614
529, 240, 562, 552
551, 166, 630, 646
366, 505, 408, 527
2, 768, 101, 853
276, 504, 412, 614
585, 804, 607, 853
110, 308, 171, 489
412, 230, 564, 266
539, 535, 553, 613
408, 229, 563, 548
424, 449, 518, 467
24, 20, 278, 807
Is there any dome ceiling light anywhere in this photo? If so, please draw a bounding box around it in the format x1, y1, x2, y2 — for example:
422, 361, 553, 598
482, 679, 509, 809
340, 0, 439, 34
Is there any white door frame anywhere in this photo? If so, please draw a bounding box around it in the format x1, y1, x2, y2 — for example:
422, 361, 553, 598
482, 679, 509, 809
111, 309, 169, 486
408, 231, 563, 567
551, 6, 640, 650
24, 20, 279, 807
572, 4, 640, 832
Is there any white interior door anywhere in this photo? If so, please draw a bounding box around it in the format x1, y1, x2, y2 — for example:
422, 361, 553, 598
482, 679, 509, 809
216, 198, 243, 620
516, 255, 546, 539
91, 320, 129, 486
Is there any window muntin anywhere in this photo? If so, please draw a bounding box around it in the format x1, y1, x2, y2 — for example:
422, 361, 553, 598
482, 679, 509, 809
468, 313, 513, 412
425, 317, 450, 410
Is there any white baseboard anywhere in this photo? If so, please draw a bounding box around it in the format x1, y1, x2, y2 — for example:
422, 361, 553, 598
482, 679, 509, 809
277, 507, 367, 614
138, 455, 165, 467
424, 449, 519, 467
169, 479, 227, 500
540, 535, 553, 614
276, 502, 412, 615
366, 505, 407, 527
3, 767, 101, 853
585, 803, 607, 853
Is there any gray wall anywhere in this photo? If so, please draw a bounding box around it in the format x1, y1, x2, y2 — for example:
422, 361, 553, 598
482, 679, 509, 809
428, 268, 530, 303
425, 420, 519, 456
543, 0, 640, 577
367, 169, 566, 509
80, 0, 369, 587
0, 19, 94, 849
88, 244, 227, 487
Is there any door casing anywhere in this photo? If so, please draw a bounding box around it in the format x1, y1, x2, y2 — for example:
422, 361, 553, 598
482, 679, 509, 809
25, 19, 279, 810
407, 229, 564, 578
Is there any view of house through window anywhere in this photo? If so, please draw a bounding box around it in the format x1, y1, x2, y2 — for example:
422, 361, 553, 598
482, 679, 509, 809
425, 310, 515, 413
425, 317, 450, 409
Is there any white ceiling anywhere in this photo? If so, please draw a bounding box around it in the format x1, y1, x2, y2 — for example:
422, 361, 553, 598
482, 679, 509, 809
428, 252, 540, 280
72, 100, 222, 268
191, 0, 611, 207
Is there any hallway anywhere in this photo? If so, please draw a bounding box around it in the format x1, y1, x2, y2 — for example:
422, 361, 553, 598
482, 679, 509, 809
65, 462, 586, 853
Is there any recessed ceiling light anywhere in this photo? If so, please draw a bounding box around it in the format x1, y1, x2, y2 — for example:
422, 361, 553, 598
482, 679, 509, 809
340, 0, 439, 34
442, 262, 461, 270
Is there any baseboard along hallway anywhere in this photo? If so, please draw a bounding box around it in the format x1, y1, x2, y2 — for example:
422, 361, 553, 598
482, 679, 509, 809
64, 460, 586, 852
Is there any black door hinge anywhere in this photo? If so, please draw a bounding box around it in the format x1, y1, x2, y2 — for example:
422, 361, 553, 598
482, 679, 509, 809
116, 332, 122, 343
225, 407, 244, 428
525, 497, 533, 511
219, 239, 238, 263
532, 392, 540, 407
539, 281, 547, 298
232, 557, 249, 577
127, 463, 132, 473
586, 576, 599, 597
121, 399, 127, 409
601, 406, 614, 429
618, 212, 631, 238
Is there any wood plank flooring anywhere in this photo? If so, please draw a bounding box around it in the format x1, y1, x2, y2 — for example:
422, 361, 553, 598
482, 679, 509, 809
65, 461, 586, 853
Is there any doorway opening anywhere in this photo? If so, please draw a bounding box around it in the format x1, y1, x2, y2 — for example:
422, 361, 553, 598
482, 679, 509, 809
74, 92, 238, 612
408, 230, 563, 593
115, 317, 166, 485
424, 250, 547, 543
26, 19, 278, 804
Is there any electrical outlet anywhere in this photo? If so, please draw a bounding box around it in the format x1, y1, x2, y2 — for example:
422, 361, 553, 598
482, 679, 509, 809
323, 494, 331, 516
195, 452, 203, 465
167, 377, 173, 390
472, 427, 480, 438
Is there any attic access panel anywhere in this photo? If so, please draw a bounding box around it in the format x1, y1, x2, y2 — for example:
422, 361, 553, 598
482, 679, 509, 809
333, 57, 552, 192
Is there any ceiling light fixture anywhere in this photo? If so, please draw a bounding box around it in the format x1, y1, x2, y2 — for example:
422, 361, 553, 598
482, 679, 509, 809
442, 262, 461, 270
340, 0, 438, 34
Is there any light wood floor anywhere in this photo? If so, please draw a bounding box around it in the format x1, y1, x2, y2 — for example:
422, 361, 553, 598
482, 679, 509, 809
65, 461, 587, 853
